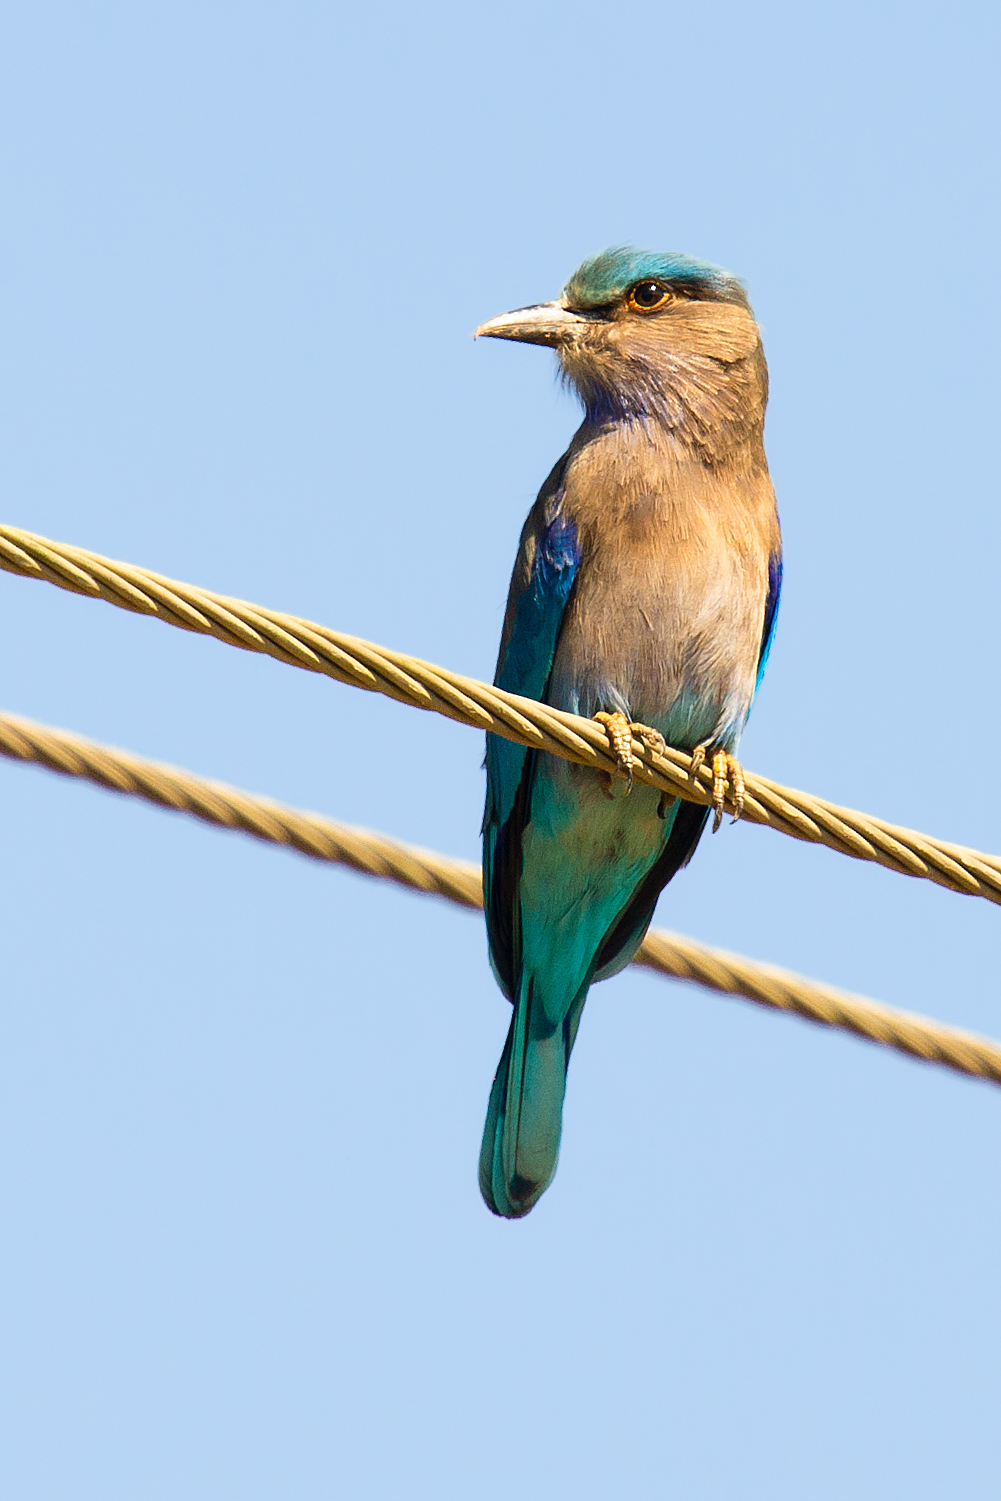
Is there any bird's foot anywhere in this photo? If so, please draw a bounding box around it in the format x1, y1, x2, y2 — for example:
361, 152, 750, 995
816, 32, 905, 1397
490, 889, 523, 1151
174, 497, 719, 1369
690, 745, 745, 832
593, 712, 667, 795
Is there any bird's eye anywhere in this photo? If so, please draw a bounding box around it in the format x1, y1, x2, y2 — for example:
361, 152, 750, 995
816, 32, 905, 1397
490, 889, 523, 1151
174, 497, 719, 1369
628, 280, 673, 312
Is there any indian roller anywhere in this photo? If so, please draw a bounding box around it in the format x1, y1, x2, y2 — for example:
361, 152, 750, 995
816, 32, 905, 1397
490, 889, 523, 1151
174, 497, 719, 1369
475, 247, 782, 1218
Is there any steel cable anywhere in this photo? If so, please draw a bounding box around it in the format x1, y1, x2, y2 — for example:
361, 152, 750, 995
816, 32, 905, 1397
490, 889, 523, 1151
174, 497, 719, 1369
3, 522, 1000, 905
3, 707, 999, 1088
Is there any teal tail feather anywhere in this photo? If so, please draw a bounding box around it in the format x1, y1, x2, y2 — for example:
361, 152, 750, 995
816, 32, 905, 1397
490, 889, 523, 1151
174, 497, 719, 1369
479, 976, 586, 1219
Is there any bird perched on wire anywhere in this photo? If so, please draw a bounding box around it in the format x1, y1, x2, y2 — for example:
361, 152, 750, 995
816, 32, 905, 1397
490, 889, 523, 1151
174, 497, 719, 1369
475, 246, 782, 1218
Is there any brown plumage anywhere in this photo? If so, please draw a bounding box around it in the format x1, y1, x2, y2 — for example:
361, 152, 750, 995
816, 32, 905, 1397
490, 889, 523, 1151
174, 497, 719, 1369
476, 247, 782, 1217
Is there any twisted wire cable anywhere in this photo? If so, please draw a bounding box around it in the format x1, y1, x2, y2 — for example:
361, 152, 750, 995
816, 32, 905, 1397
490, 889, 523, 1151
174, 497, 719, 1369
3, 520, 1001, 907
2, 707, 999, 1088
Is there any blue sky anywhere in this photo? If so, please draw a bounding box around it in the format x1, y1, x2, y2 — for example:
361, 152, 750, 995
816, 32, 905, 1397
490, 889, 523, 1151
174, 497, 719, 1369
1, 2, 999, 1496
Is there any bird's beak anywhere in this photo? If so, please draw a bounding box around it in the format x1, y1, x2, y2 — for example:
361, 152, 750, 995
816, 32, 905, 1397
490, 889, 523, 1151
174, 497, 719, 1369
474, 301, 590, 347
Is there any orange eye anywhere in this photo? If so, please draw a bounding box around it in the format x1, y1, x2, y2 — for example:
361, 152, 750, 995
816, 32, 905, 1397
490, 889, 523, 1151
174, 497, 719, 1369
627, 280, 673, 312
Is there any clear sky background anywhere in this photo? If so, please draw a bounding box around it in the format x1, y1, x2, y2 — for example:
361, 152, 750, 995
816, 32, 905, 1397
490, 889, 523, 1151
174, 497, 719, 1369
1, 2, 999, 1496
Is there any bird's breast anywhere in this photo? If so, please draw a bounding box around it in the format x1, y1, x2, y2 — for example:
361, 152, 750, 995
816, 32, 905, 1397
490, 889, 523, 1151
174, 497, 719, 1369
546, 444, 776, 752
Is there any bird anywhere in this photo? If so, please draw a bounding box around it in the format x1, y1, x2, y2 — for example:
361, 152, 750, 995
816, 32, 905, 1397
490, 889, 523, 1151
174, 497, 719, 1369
474, 246, 782, 1219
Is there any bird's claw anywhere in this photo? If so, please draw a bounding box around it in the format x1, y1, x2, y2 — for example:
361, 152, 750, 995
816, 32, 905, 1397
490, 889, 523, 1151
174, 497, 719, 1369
593, 711, 667, 794
691, 745, 745, 832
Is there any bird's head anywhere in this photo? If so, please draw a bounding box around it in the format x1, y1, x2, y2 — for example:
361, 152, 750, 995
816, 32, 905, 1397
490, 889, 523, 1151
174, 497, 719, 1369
475, 246, 767, 455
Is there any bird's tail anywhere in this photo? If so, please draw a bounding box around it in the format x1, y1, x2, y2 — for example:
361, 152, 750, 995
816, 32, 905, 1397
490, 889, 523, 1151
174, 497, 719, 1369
478, 974, 587, 1219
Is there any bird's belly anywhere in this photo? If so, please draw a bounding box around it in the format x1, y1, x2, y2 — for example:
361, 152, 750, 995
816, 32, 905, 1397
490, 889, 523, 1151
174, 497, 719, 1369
546, 551, 762, 753
518, 755, 674, 1022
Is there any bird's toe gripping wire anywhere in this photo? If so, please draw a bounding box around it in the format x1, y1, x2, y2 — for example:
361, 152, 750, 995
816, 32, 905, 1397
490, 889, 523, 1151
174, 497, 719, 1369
690, 746, 745, 833
593, 712, 668, 799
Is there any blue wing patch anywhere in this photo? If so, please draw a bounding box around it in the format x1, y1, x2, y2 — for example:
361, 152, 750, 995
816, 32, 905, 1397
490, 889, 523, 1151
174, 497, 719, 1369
755, 549, 782, 691
486, 504, 580, 831
498, 511, 580, 696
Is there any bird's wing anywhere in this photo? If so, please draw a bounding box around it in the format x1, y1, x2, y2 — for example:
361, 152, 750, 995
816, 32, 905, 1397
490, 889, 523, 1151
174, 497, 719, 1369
755, 547, 783, 690
483, 456, 580, 1000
